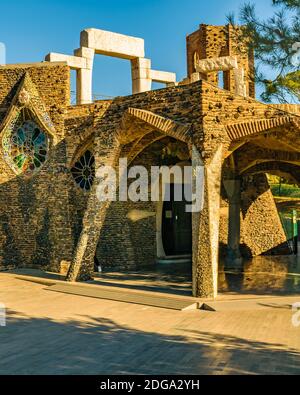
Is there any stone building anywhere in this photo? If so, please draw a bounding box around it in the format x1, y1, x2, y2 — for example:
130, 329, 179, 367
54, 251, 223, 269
0, 24, 299, 298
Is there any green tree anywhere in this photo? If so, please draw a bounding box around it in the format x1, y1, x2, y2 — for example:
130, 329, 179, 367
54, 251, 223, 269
228, 0, 300, 103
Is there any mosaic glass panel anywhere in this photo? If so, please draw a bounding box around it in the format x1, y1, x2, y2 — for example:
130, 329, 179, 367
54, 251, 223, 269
2, 118, 49, 176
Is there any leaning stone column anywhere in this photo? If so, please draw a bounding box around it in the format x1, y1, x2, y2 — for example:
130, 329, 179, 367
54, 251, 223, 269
193, 145, 223, 298
67, 137, 121, 282
223, 179, 243, 270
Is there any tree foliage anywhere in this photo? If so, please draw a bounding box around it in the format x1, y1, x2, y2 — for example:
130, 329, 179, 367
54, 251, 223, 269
228, 0, 300, 103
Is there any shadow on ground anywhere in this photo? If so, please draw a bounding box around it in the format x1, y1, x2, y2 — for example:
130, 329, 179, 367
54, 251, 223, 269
7, 254, 300, 298
1, 310, 300, 375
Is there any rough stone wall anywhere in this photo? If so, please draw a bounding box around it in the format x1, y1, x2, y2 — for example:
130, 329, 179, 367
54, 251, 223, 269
186, 26, 208, 77
201, 78, 283, 128
219, 175, 290, 259
0, 63, 70, 117
95, 141, 162, 270
63, 83, 204, 273
274, 104, 300, 116
187, 25, 228, 86
0, 63, 73, 271
63, 101, 113, 256
0, 60, 296, 278
240, 174, 290, 256
186, 24, 255, 97
200, 79, 289, 160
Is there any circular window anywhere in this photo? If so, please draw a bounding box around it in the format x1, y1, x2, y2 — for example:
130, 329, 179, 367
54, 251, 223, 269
71, 150, 95, 191
2, 119, 49, 176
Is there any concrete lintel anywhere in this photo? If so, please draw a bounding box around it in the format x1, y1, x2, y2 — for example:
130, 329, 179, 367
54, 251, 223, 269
45, 52, 87, 70
195, 55, 238, 73
80, 28, 145, 60
150, 69, 176, 84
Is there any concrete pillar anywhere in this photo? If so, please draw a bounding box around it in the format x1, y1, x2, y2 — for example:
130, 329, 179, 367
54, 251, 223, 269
76, 68, 93, 105
223, 179, 243, 270
233, 68, 247, 97
131, 58, 152, 94
46, 47, 95, 105
193, 145, 223, 298
74, 47, 95, 105
66, 137, 121, 281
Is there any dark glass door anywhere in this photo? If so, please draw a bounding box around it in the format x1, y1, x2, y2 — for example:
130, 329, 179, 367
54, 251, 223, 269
162, 184, 192, 256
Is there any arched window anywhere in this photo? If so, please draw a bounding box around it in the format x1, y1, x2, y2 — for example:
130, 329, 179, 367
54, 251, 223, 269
2, 117, 49, 176
71, 150, 95, 191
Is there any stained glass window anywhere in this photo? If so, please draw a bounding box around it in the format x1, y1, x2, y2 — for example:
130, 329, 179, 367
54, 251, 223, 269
2, 117, 49, 176
71, 150, 95, 191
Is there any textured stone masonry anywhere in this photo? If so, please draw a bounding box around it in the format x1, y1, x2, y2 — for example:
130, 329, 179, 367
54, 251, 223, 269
0, 25, 299, 298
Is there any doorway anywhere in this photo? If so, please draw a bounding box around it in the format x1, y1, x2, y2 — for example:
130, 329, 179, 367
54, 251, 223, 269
162, 183, 192, 256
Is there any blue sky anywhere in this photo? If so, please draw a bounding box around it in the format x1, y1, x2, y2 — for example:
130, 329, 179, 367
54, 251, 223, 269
0, 0, 275, 99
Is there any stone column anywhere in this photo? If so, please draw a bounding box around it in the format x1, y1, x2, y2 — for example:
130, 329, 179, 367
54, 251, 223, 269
131, 58, 152, 94
223, 179, 243, 270
240, 174, 289, 256
193, 146, 223, 298
67, 137, 121, 282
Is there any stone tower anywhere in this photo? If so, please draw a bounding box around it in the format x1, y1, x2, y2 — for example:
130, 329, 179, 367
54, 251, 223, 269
186, 24, 255, 98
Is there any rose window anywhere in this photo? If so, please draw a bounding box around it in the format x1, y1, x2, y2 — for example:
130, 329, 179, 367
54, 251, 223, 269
71, 150, 95, 191
2, 119, 49, 176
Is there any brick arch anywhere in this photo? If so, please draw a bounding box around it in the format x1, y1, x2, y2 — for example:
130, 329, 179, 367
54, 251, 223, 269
242, 161, 300, 184
123, 131, 166, 165
117, 108, 192, 145
68, 134, 95, 169
226, 116, 295, 141
0, 73, 57, 142
237, 150, 300, 175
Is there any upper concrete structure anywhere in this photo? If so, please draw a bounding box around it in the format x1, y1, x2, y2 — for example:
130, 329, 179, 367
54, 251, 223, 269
80, 28, 145, 59
193, 55, 247, 96
46, 28, 177, 104
45, 53, 87, 69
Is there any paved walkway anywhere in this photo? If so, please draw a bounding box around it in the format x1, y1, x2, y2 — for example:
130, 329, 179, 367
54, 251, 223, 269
1, 271, 300, 375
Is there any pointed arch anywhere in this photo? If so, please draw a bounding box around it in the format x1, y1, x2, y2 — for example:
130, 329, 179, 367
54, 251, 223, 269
0, 73, 56, 140
117, 108, 192, 145
0, 73, 57, 177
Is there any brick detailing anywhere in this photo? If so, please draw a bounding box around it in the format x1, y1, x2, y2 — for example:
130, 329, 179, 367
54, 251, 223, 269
242, 162, 300, 184
119, 108, 192, 145
226, 117, 293, 141
237, 147, 300, 174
